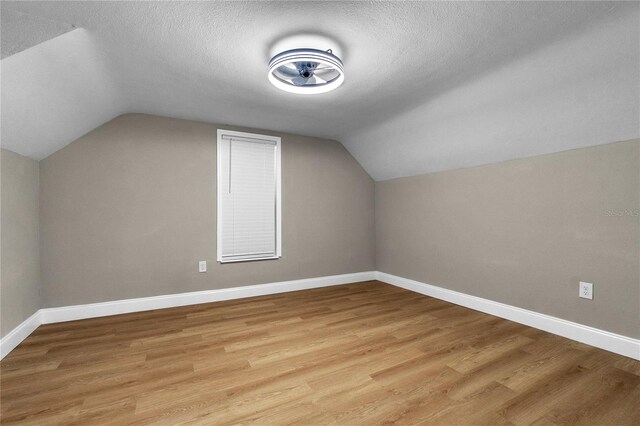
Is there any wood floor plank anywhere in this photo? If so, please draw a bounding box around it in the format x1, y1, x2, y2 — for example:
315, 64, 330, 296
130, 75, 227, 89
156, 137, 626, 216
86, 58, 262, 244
1, 281, 638, 425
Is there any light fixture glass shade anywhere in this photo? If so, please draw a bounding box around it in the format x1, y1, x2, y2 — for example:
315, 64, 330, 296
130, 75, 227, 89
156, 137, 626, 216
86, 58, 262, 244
268, 48, 344, 95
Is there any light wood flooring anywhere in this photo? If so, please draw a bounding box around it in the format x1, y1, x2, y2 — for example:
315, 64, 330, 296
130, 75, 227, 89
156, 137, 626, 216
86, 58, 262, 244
1, 281, 639, 425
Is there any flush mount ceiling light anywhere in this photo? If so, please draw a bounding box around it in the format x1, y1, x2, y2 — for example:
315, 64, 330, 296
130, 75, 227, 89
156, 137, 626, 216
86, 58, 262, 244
268, 48, 345, 95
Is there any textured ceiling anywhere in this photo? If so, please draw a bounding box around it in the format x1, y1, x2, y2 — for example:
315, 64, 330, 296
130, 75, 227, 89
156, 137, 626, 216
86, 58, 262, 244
0, 7, 74, 59
1, 1, 638, 180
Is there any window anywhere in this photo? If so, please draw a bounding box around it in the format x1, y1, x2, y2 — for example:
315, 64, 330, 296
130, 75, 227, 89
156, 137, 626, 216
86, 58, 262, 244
216, 129, 281, 263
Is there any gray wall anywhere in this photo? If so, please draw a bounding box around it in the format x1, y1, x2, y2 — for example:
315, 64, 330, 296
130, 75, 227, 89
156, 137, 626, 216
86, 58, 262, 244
1, 148, 41, 338
376, 139, 640, 338
40, 114, 375, 308
8, 112, 638, 342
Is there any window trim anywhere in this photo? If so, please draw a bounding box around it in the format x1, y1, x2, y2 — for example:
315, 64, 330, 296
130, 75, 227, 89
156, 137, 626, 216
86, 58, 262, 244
216, 129, 282, 263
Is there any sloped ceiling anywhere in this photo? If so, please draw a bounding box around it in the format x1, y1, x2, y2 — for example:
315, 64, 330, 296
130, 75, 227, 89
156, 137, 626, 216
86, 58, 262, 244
1, 1, 638, 180
0, 7, 74, 59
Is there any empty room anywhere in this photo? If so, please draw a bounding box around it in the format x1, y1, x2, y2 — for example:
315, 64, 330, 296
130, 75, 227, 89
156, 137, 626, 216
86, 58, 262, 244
1, 1, 639, 424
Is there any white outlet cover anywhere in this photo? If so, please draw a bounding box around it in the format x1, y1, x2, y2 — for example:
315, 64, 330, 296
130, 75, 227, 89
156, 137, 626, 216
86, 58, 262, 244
198, 261, 207, 273
579, 281, 593, 300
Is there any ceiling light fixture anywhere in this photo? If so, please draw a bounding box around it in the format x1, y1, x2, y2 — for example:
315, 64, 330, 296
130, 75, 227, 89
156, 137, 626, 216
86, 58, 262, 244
268, 48, 344, 95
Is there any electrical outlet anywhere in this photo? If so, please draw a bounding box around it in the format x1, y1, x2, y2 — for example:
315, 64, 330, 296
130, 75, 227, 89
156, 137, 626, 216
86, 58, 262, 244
579, 281, 593, 300
198, 260, 207, 273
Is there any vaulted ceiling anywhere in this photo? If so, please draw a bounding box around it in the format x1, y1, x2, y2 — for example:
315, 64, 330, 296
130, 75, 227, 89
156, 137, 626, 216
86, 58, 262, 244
2, 1, 638, 180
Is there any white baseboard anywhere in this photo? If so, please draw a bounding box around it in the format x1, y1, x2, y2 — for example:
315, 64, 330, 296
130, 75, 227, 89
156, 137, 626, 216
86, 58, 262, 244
0, 311, 42, 359
376, 271, 640, 361
40, 271, 376, 324
0, 271, 375, 360
3, 270, 637, 362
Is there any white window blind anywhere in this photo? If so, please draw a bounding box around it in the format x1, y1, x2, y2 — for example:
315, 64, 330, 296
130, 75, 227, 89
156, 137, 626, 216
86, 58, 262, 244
217, 129, 281, 263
